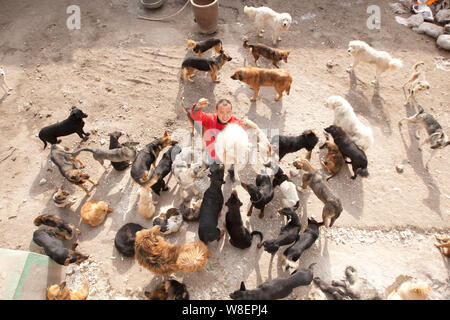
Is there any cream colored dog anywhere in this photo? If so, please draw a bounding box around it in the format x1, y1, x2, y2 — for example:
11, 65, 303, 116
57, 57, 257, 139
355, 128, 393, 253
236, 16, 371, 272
387, 279, 431, 300
325, 96, 374, 151
346, 40, 403, 85
244, 6, 292, 45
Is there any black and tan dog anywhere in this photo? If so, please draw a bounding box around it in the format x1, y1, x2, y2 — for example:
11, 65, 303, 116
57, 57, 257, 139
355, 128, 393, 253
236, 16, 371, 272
230, 66, 292, 101
324, 125, 369, 179
243, 40, 291, 68
52, 186, 76, 208
198, 163, 226, 244
271, 130, 319, 161
261, 206, 301, 254
38, 106, 90, 150
187, 38, 222, 57
293, 158, 343, 227
181, 50, 232, 83
109, 131, 130, 171
281, 218, 323, 272
225, 190, 263, 249
399, 103, 449, 170
130, 131, 175, 186
34, 214, 80, 240
114, 223, 144, 257
319, 133, 345, 181
230, 263, 316, 300
147, 144, 182, 195
50, 144, 97, 196
241, 170, 274, 219
33, 229, 88, 266
145, 279, 190, 300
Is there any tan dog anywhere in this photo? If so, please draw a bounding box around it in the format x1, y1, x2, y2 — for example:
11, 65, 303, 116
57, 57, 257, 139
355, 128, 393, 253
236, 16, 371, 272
134, 225, 211, 275
243, 40, 291, 68
293, 158, 343, 227
387, 279, 431, 300
403, 61, 430, 106
80, 200, 113, 227
319, 134, 345, 181
435, 236, 450, 258
47, 282, 89, 300
231, 66, 292, 101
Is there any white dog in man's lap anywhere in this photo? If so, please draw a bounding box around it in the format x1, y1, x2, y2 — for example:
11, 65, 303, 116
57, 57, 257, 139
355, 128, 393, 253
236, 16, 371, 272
244, 6, 292, 45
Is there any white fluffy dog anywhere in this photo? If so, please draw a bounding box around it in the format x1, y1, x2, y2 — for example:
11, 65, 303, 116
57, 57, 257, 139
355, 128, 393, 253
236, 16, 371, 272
244, 6, 292, 45
347, 40, 403, 84
215, 123, 249, 182
325, 96, 374, 151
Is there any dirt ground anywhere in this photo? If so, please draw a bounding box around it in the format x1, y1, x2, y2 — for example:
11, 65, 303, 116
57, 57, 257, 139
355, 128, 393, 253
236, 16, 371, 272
0, 0, 449, 300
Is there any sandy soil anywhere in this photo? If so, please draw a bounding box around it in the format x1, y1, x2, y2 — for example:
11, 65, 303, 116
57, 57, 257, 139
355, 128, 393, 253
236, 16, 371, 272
0, 0, 449, 300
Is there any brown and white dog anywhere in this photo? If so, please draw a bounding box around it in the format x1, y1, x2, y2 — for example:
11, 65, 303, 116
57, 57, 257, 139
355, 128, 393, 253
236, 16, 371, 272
231, 66, 292, 101
47, 282, 89, 300
134, 225, 211, 275
387, 279, 431, 300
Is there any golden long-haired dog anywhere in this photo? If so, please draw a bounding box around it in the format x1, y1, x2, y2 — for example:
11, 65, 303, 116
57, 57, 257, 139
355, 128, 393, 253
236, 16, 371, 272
80, 200, 113, 227
387, 279, 431, 300
231, 66, 292, 101
47, 282, 89, 300
134, 225, 211, 275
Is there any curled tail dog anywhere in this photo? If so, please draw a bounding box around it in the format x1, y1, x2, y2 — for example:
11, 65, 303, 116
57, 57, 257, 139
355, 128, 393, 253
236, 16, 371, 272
251, 231, 264, 248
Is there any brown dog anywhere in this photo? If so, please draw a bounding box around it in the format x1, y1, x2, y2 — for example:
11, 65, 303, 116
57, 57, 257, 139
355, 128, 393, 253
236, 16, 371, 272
134, 225, 211, 275
243, 40, 291, 68
50, 144, 97, 196
319, 134, 345, 181
231, 66, 292, 101
435, 236, 450, 258
80, 200, 113, 227
145, 279, 190, 300
293, 158, 343, 227
402, 61, 430, 106
47, 282, 89, 300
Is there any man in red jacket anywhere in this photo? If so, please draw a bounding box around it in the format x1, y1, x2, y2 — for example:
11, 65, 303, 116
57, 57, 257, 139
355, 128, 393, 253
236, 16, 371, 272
190, 97, 245, 180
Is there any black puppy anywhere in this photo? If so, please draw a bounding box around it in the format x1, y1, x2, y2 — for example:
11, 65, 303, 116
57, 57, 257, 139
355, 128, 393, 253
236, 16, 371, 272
32, 229, 88, 265
261, 206, 301, 254
147, 144, 182, 195
241, 170, 274, 219
114, 223, 144, 257
324, 125, 369, 179
198, 163, 225, 244
109, 131, 129, 171
271, 130, 318, 161
225, 190, 263, 249
38, 106, 90, 149
282, 218, 323, 271
230, 263, 316, 300
130, 131, 174, 186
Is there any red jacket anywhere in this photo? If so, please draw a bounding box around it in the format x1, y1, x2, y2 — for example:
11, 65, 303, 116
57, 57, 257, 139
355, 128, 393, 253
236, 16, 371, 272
190, 105, 244, 160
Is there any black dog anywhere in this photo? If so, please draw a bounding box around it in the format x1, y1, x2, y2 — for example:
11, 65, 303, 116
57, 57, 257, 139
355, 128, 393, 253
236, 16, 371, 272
130, 131, 174, 186
147, 144, 182, 195
33, 214, 80, 240
230, 263, 316, 300
271, 130, 318, 161
198, 163, 225, 244
324, 125, 369, 179
241, 170, 274, 219
114, 223, 144, 257
109, 131, 130, 171
225, 190, 263, 249
282, 218, 323, 271
38, 106, 89, 149
261, 206, 301, 254
32, 229, 88, 265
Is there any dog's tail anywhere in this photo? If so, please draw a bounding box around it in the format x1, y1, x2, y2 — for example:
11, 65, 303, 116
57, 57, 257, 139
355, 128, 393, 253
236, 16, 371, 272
71, 148, 94, 156
243, 40, 251, 49
177, 241, 211, 272
413, 61, 425, 72
251, 231, 264, 248
308, 262, 317, 271
38, 132, 48, 150
356, 167, 369, 178
389, 58, 403, 71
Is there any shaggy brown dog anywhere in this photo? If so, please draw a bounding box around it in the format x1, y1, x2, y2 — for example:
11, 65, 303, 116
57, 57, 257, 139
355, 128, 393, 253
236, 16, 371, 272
319, 134, 345, 181
243, 40, 291, 68
47, 282, 89, 300
134, 226, 211, 275
231, 66, 292, 101
80, 200, 113, 227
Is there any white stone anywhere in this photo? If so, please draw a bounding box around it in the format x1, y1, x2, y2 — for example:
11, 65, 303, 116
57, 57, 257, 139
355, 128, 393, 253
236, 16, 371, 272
413, 22, 444, 39
39, 178, 47, 185
437, 34, 450, 51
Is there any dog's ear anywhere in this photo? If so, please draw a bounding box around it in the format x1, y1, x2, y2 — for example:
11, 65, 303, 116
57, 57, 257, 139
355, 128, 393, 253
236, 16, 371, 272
239, 281, 246, 291
238, 72, 244, 81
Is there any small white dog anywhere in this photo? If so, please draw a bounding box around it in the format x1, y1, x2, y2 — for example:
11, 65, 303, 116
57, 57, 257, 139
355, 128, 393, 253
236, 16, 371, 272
346, 40, 403, 85
325, 96, 374, 151
215, 123, 249, 182
0, 66, 12, 96
244, 6, 292, 45
387, 279, 431, 300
